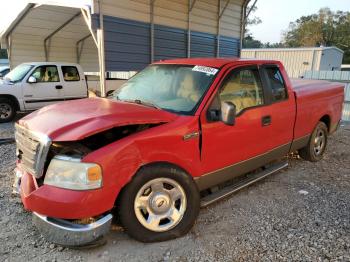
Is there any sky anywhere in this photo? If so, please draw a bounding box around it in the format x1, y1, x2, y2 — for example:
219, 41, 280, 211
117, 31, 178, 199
249, 0, 350, 43
0, 0, 349, 42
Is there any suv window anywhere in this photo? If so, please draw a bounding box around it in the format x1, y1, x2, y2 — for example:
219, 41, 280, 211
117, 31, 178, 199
31, 66, 60, 82
219, 67, 264, 114
62, 66, 80, 81
264, 66, 287, 102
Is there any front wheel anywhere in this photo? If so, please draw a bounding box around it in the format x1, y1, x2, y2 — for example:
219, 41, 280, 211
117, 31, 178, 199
118, 164, 200, 242
0, 98, 16, 123
299, 121, 328, 162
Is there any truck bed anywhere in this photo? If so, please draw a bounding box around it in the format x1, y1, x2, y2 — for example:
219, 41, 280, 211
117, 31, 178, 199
290, 78, 344, 139
291, 78, 344, 93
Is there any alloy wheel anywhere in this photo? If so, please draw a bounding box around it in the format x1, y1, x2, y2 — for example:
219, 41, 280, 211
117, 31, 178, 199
134, 177, 187, 232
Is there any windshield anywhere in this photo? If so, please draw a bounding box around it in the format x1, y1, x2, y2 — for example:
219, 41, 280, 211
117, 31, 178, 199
4, 64, 33, 83
111, 64, 218, 115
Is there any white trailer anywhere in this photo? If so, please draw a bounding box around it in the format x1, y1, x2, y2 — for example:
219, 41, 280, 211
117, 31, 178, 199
241, 47, 344, 78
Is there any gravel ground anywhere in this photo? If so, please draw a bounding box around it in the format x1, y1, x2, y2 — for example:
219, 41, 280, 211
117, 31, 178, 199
0, 120, 349, 262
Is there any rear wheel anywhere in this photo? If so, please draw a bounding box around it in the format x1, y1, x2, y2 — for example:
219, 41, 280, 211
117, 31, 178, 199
299, 121, 328, 162
0, 98, 16, 123
118, 164, 200, 242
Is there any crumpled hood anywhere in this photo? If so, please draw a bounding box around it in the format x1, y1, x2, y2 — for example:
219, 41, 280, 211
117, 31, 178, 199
18, 97, 177, 141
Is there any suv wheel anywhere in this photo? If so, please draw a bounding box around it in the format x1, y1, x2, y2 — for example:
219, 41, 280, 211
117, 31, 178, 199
118, 164, 200, 242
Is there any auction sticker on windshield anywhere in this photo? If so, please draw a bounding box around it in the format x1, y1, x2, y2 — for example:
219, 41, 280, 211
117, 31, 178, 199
192, 65, 218, 75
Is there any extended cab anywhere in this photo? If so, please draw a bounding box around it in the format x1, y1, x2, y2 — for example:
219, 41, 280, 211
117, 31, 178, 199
0, 62, 87, 122
14, 58, 344, 246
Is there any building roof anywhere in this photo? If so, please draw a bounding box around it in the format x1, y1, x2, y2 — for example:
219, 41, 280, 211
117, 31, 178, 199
242, 46, 344, 54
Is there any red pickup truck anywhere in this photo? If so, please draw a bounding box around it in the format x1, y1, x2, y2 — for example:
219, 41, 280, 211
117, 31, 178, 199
14, 58, 344, 246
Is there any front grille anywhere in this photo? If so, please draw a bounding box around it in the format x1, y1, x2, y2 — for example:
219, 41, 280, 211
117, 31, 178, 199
15, 124, 51, 178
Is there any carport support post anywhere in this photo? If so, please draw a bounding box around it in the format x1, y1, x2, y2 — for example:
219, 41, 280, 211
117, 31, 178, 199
216, 0, 221, 57
7, 36, 12, 66
76, 34, 91, 64
97, 1, 106, 98
216, 0, 230, 57
240, 0, 255, 56
187, 0, 196, 58
44, 12, 81, 61
150, 0, 156, 63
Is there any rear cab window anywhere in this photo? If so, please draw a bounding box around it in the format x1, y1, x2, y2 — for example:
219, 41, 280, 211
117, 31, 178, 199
262, 65, 288, 102
62, 66, 80, 81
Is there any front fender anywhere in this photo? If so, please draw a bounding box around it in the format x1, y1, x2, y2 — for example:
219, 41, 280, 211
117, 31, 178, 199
82, 116, 201, 207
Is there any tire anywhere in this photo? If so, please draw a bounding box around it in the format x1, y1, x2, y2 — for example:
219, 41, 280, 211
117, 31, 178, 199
118, 163, 200, 243
0, 98, 16, 123
299, 121, 328, 162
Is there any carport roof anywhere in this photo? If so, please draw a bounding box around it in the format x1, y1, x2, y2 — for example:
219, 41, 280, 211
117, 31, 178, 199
0, 1, 92, 48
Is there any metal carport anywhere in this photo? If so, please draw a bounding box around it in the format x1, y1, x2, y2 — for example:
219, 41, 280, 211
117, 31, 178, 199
0, 0, 256, 97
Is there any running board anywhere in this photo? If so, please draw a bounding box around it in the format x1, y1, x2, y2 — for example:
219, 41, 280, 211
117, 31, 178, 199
200, 161, 288, 208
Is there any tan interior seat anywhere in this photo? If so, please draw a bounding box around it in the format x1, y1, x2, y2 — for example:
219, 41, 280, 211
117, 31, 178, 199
220, 79, 258, 113
177, 74, 200, 102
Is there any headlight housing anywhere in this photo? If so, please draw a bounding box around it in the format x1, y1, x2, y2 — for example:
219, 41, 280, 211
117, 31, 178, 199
44, 155, 103, 190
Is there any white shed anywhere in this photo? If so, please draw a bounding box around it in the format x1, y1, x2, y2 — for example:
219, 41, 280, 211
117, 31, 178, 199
1, 0, 254, 96
241, 47, 344, 78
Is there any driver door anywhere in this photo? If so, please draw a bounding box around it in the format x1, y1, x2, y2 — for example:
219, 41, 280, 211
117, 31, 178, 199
198, 65, 277, 188
22, 65, 64, 110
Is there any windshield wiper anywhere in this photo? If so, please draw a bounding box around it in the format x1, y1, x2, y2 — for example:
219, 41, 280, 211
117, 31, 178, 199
117, 97, 161, 110
134, 99, 161, 110
4, 78, 14, 84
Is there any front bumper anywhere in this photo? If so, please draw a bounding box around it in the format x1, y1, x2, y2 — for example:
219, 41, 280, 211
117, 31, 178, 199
17, 168, 116, 219
33, 212, 113, 247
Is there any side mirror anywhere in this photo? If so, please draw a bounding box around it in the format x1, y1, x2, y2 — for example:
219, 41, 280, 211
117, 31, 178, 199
221, 101, 236, 126
28, 76, 37, 83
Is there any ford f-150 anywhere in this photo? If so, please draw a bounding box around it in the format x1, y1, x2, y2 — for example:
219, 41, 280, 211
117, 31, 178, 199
14, 58, 344, 246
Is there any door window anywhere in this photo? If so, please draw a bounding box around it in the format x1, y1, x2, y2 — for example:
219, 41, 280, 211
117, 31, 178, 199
31, 66, 60, 82
62, 66, 80, 81
219, 67, 264, 114
264, 66, 287, 102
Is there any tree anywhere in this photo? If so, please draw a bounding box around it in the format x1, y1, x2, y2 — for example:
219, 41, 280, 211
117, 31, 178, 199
283, 8, 350, 63
263, 42, 286, 48
243, 3, 263, 48
244, 35, 263, 48
0, 49, 7, 59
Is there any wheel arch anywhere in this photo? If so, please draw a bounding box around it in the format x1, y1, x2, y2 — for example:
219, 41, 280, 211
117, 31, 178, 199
0, 94, 20, 111
113, 161, 196, 207
319, 114, 331, 132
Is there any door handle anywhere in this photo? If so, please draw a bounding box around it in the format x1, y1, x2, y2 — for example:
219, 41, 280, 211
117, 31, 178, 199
55, 85, 63, 90
262, 115, 271, 126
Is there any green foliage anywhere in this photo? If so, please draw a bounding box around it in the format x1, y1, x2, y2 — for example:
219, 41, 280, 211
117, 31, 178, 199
243, 35, 263, 48
283, 8, 350, 63
0, 49, 8, 59
246, 5, 262, 28
243, 4, 263, 48
263, 42, 286, 48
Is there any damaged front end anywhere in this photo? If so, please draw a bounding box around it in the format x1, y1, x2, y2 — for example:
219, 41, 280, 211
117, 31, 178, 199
14, 123, 163, 247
